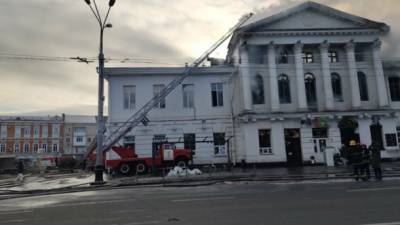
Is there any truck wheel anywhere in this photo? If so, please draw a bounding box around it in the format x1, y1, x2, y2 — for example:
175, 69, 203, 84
136, 162, 147, 174
176, 159, 188, 168
119, 163, 131, 175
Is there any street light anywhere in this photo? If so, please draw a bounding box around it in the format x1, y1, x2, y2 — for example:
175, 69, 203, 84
84, 0, 116, 184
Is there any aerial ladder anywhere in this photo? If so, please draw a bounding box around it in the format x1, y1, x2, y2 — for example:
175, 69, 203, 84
87, 13, 253, 154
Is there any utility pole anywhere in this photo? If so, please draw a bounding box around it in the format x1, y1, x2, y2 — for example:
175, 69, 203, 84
84, 0, 116, 184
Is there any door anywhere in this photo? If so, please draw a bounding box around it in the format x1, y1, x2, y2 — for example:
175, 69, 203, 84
312, 128, 328, 163
284, 129, 303, 166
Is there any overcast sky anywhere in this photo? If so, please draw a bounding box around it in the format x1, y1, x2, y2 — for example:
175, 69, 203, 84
0, 0, 399, 116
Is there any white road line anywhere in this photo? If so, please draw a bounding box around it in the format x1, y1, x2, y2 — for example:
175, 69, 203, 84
0, 210, 33, 215
171, 196, 235, 202
361, 221, 400, 225
347, 187, 400, 192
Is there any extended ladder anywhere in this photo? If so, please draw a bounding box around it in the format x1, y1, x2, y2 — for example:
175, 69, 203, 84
89, 13, 253, 153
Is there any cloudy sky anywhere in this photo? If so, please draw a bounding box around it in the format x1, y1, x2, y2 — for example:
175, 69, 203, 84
0, 0, 399, 116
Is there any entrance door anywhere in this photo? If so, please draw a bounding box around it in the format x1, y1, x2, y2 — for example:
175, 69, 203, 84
312, 128, 328, 163
284, 129, 303, 166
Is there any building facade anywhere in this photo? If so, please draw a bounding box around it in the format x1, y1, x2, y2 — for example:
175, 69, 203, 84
105, 2, 400, 166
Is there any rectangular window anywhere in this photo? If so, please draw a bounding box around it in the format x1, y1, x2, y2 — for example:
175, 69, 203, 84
74, 127, 85, 133
258, 129, 272, 155
42, 126, 48, 138
153, 84, 166, 108
123, 85, 136, 109
34, 126, 39, 138
184, 133, 196, 155
52, 125, 60, 138
385, 133, 397, 147
312, 128, 328, 138
1, 125, 7, 138
211, 83, 224, 107
123, 135, 135, 149
14, 143, 19, 153
389, 77, 400, 101
0, 143, 5, 153
52, 143, 58, 152
33, 144, 39, 153
213, 133, 226, 156
15, 126, 21, 138
76, 136, 84, 143
328, 51, 338, 63
23, 126, 31, 138
24, 143, 30, 153
42, 143, 48, 152
302, 52, 314, 63
182, 84, 194, 108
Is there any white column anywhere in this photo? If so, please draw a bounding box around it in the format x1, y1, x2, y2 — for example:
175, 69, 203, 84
240, 45, 253, 111
345, 41, 361, 108
268, 42, 280, 112
319, 41, 335, 110
372, 39, 390, 107
294, 41, 308, 110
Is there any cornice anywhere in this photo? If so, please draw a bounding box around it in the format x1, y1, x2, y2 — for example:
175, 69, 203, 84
243, 29, 379, 37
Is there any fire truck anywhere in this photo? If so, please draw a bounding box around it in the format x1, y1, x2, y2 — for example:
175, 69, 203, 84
90, 141, 192, 175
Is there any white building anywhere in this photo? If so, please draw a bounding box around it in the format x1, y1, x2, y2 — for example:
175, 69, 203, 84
105, 1, 400, 166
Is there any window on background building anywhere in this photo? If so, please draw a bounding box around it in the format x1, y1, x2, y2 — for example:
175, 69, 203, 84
1, 125, 7, 138
328, 51, 338, 63
184, 133, 196, 155
23, 126, 31, 138
34, 126, 39, 138
278, 74, 291, 104
52, 144, 58, 152
0, 144, 5, 153
302, 52, 314, 63
42, 144, 48, 152
358, 72, 369, 101
211, 83, 224, 107
123, 135, 135, 149
24, 143, 29, 153
15, 126, 21, 138
331, 73, 343, 102
389, 77, 400, 101
123, 85, 136, 109
76, 136, 83, 143
258, 129, 272, 155
42, 126, 48, 138
153, 84, 166, 108
52, 125, 59, 138
278, 50, 289, 64
182, 84, 194, 108
33, 144, 38, 153
385, 133, 397, 147
213, 133, 226, 156
251, 74, 265, 105
305, 73, 317, 108
14, 143, 19, 153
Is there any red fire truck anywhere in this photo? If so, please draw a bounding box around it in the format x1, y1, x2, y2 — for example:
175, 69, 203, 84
90, 142, 192, 175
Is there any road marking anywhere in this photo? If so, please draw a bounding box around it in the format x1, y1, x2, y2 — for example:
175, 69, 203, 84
172, 196, 235, 202
0, 210, 33, 215
361, 221, 400, 225
347, 187, 400, 192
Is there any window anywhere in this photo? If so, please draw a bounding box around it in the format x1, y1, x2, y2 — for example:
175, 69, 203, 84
312, 128, 328, 138
258, 129, 272, 155
305, 73, 317, 108
213, 133, 226, 156
23, 126, 31, 138
34, 126, 39, 138
0, 144, 5, 153
52, 143, 58, 152
385, 133, 397, 147
251, 74, 265, 105
15, 126, 21, 138
278, 50, 288, 64
278, 74, 291, 104
211, 83, 224, 107
52, 125, 59, 138
14, 143, 19, 153
182, 84, 194, 108
123, 135, 135, 149
389, 77, 400, 101
1, 125, 7, 138
42, 143, 48, 152
331, 73, 343, 102
76, 136, 84, 143
328, 51, 338, 63
42, 126, 48, 138
358, 72, 369, 101
153, 84, 166, 108
123, 85, 136, 109
33, 144, 39, 153
184, 133, 196, 154
302, 52, 314, 63
24, 143, 29, 153
74, 127, 85, 133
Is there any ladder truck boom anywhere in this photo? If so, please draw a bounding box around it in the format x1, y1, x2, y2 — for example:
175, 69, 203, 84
88, 13, 253, 154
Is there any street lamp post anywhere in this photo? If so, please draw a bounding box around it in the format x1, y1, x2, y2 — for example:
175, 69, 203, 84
84, 0, 116, 184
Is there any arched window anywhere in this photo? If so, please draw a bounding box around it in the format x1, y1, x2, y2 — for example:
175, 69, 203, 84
304, 73, 317, 108
251, 74, 265, 104
278, 74, 291, 103
331, 73, 343, 102
357, 72, 369, 101
388, 76, 400, 101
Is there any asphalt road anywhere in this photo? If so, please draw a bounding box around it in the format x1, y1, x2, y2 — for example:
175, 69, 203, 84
1, 179, 400, 225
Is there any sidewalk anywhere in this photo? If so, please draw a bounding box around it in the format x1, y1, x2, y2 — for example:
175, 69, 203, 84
1, 161, 400, 196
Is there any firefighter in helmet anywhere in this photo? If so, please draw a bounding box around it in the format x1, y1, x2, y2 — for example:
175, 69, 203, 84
348, 140, 363, 181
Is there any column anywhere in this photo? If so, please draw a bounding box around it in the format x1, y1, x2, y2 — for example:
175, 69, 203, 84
294, 41, 308, 110
319, 41, 335, 110
372, 39, 390, 107
240, 45, 253, 111
268, 42, 280, 112
345, 41, 361, 108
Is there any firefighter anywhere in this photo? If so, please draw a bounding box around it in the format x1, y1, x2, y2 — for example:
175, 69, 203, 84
361, 144, 371, 181
348, 140, 363, 181
369, 142, 383, 181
